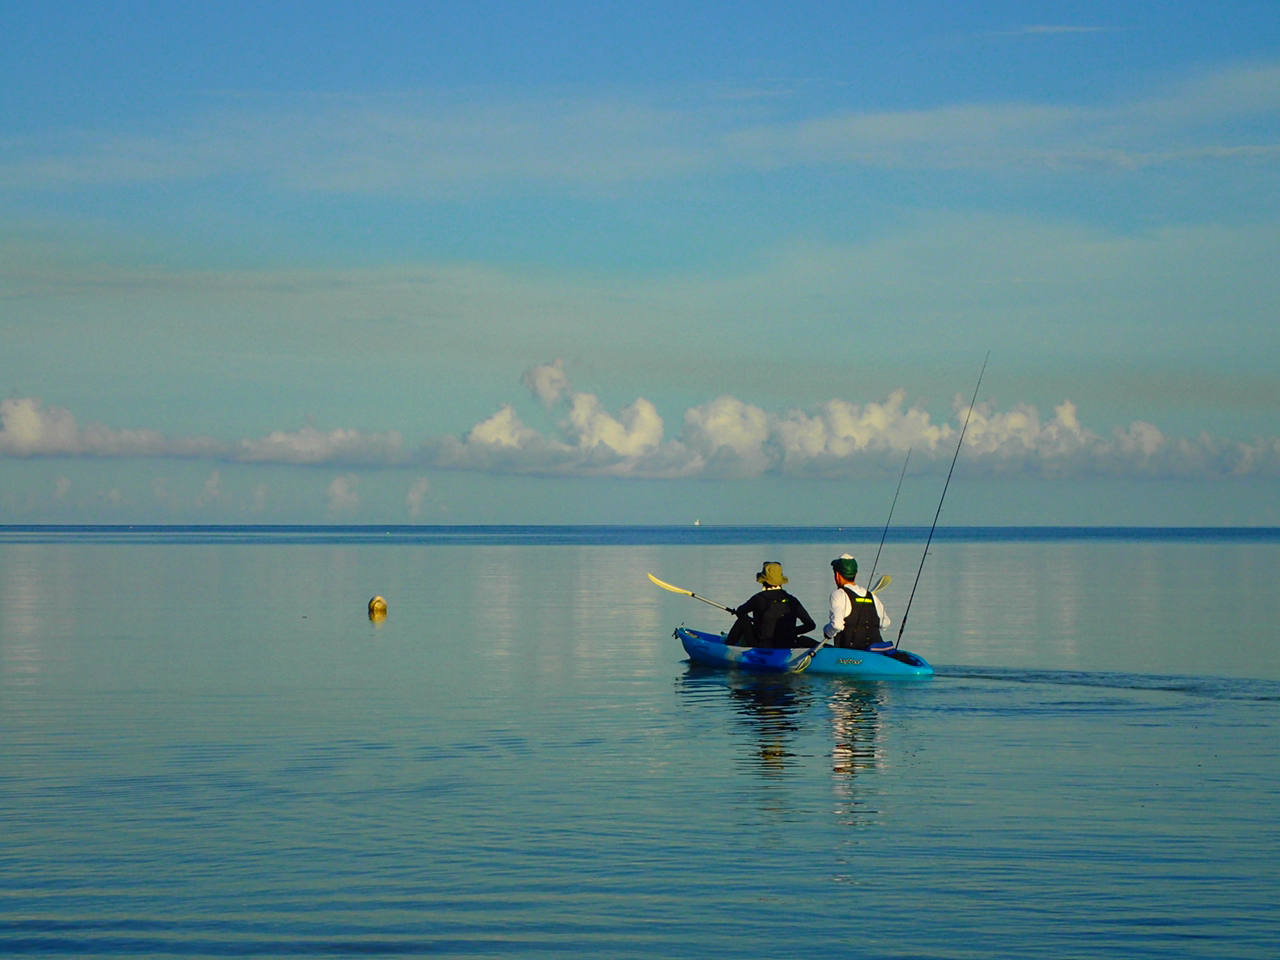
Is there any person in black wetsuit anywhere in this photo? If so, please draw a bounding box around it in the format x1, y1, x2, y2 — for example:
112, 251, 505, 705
726, 562, 818, 649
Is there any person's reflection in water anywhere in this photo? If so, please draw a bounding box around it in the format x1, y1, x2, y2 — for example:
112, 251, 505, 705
828, 683, 885, 828
726, 672, 814, 778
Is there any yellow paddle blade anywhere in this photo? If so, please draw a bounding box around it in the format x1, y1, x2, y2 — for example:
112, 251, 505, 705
872, 573, 891, 594
647, 573, 694, 596
792, 646, 822, 673
647, 573, 735, 614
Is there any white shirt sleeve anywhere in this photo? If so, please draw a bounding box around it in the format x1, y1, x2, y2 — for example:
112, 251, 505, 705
824, 587, 851, 639
872, 591, 891, 630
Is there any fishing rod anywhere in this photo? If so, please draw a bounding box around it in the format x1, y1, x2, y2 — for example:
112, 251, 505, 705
866, 448, 910, 590
895, 354, 989, 650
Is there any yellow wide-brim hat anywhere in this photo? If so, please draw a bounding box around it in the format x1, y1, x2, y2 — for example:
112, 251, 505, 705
756, 561, 788, 586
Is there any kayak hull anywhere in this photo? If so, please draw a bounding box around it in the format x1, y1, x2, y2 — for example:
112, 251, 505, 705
676, 627, 933, 678
676, 627, 814, 673
807, 645, 933, 677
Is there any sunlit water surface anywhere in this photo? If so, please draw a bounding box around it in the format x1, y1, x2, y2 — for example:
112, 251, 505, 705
2, 528, 1278, 958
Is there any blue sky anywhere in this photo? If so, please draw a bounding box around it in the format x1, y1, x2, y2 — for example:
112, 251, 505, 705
2, 1, 1278, 524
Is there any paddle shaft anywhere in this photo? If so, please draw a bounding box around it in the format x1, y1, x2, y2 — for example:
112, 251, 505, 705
687, 592, 735, 614
896, 354, 988, 650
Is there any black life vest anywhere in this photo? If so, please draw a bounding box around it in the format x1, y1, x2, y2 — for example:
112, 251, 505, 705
753, 592, 799, 645
728, 589, 810, 647
832, 585, 884, 650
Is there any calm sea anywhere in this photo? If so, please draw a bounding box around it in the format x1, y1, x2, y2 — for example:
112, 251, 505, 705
2, 526, 1278, 958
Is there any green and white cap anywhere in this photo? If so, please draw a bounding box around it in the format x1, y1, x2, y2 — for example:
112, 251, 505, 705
831, 553, 858, 578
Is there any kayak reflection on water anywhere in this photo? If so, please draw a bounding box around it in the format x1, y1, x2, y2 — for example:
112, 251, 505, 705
726, 672, 815, 776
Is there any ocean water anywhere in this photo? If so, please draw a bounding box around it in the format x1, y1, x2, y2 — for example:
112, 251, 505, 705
1, 527, 1278, 958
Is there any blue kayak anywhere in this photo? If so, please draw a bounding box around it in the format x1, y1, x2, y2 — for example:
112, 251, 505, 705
676, 627, 933, 678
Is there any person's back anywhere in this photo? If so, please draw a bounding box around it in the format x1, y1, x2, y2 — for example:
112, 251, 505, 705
727, 562, 817, 648
825, 554, 893, 653
833, 584, 887, 650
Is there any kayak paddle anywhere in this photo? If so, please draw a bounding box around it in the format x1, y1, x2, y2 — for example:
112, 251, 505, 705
647, 573, 735, 614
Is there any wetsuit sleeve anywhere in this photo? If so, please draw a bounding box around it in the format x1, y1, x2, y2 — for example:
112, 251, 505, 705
726, 592, 761, 646
792, 596, 817, 635
734, 591, 762, 623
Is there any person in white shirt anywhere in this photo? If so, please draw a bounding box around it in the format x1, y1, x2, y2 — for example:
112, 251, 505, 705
824, 553, 894, 653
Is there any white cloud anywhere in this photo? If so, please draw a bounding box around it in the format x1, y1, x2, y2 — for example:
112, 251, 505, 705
237, 426, 404, 465
0, 397, 409, 467
431, 392, 692, 477
406, 476, 430, 518
53, 476, 71, 499
430, 385, 1280, 481
522, 358, 572, 407
3, 385, 1278, 482
326, 475, 360, 514
0, 397, 78, 454
465, 406, 543, 449
0, 397, 224, 458
772, 390, 952, 471
680, 396, 772, 478
566, 394, 664, 458
433, 362, 681, 476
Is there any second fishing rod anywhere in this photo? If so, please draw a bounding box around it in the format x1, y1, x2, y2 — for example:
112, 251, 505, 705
894, 353, 989, 651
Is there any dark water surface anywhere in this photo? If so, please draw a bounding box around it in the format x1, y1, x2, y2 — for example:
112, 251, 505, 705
2, 528, 1278, 957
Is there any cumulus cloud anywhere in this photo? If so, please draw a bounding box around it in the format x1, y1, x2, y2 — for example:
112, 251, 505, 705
566, 394, 664, 458
680, 396, 772, 478
326, 475, 360, 514
0, 396, 405, 467
426, 380, 1280, 481
428, 391, 689, 477
465, 405, 544, 449
0, 397, 223, 458
416, 359, 680, 476
4, 376, 1279, 482
959, 398, 1097, 473
772, 391, 953, 474
522, 359, 572, 407
416, 361, 691, 477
